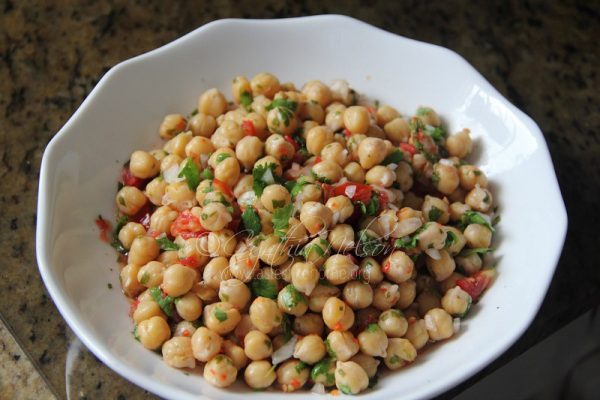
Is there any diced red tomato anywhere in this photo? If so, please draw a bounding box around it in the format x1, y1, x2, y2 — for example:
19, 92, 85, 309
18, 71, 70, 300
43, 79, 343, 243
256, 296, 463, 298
284, 135, 299, 151
180, 255, 201, 268
120, 165, 147, 189
131, 202, 154, 230
456, 270, 495, 302
366, 106, 376, 114
343, 128, 352, 137
129, 298, 140, 317
314, 156, 321, 164
333, 322, 343, 331
213, 178, 234, 199
322, 182, 372, 203
382, 261, 391, 273
241, 119, 256, 136
182, 329, 191, 337
170, 210, 208, 239
94, 216, 110, 242
399, 143, 417, 155
146, 229, 161, 238
378, 191, 389, 212
290, 378, 301, 389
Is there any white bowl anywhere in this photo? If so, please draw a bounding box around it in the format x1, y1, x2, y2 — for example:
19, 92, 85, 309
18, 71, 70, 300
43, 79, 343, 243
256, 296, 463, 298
36, 15, 567, 400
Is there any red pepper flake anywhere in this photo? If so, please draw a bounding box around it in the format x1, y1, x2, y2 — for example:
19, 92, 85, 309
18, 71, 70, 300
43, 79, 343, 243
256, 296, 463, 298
120, 165, 147, 189
366, 106, 376, 114
170, 210, 208, 239
284, 135, 299, 151
379, 287, 388, 292
180, 255, 200, 268
333, 322, 343, 331
95, 216, 110, 242
128, 298, 140, 317
314, 156, 321, 164
182, 329, 190, 337
343, 128, 352, 137
330, 389, 340, 396
399, 143, 417, 155
246, 258, 254, 268
210, 368, 217, 376
382, 261, 391, 273
213, 178, 235, 199
241, 119, 257, 136
146, 228, 161, 238
351, 336, 359, 344
408, 316, 417, 324
290, 378, 301, 389
220, 373, 227, 381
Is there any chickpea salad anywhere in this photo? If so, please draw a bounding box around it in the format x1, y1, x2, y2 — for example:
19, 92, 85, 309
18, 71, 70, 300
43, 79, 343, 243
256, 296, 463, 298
96, 73, 500, 395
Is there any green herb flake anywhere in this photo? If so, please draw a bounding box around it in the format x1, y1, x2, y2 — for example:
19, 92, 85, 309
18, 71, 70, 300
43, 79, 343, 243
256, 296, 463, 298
241, 207, 262, 237
356, 229, 385, 257
389, 354, 400, 364
190, 108, 198, 117
428, 206, 443, 222
458, 247, 495, 257
339, 384, 352, 395
252, 163, 283, 196
295, 361, 308, 373
416, 107, 432, 116
271, 199, 286, 209
214, 307, 228, 322
178, 158, 201, 190
240, 91, 253, 111
366, 323, 380, 332
132, 325, 140, 341
280, 284, 305, 309
492, 214, 501, 226
140, 272, 150, 285
281, 314, 292, 342
325, 339, 337, 358
272, 204, 294, 239
289, 176, 309, 197
250, 278, 278, 299
311, 358, 335, 384
149, 287, 175, 317
445, 230, 457, 248
382, 149, 404, 165
356, 192, 380, 216
216, 153, 231, 163
458, 210, 495, 232
118, 196, 126, 206
200, 168, 214, 180
156, 237, 180, 251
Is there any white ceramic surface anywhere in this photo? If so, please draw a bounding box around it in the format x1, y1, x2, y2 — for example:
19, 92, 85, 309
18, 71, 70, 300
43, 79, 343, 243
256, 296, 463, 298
36, 15, 567, 400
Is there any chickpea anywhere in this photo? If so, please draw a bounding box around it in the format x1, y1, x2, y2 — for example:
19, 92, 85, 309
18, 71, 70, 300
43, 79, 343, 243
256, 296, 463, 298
136, 317, 171, 352
345, 133, 365, 159
397, 280, 417, 309
198, 202, 231, 232
253, 156, 283, 177
163, 131, 192, 158
244, 360, 276, 390
217, 279, 251, 310
163, 181, 197, 211
204, 354, 237, 388
230, 75, 251, 104
289, 262, 319, 296
342, 106, 370, 134
432, 163, 459, 195
259, 184, 291, 213
207, 230, 237, 257
392, 162, 413, 193
417, 222, 447, 251
384, 338, 417, 370
201, 256, 230, 289
350, 354, 379, 381
459, 164, 488, 190
278, 284, 308, 316
446, 128, 473, 158
243, 330, 273, 361
306, 126, 334, 156
334, 360, 369, 395
297, 182, 323, 204
142, 178, 166, 206
464, 223, 493, 248
356, 323, 387, 358
219, 340, 247, 371
116, 186, 147, 216
416, 106, 441, 126
441, 286, 472, 317
382, 251, 414, 284
381, 118, 409, 144
257, 234, 289, 266
465, 186, 493, 212
133, 299, 164, 324
325, 102, 346, 131
343, 281, 373, 309
128, 151, 159, 179
117, 222, 145, 250
320, 142, 348, 166
372, 281, 400, 311
357, 137, 386, 169
119, 264, 143, 297
196, 88, 227, 117
421, 195, 449, 225
227, 251, 259, 284
456, 253, 483, 275
233, 176, 253, 200
161, 337, 195, 369
191, 326, 223, 362
266, 107, 298, 136
300, 201, 333, 236
204, 302, 241, 334
328, 224, 355, 252
450, 202, 471, 221
375, 105, 400, 127
284, 217, 309, 246
185, 136, 214, 161
158, 114, 187, 139
160, 154, 183, 174
308, 283, 340, 313
293, 313, 324, 336
186, 113, 216, 138
327, 331, 359, 361
378, 309, 408, 337
325, 195, 354, 224
312, 160, 343, 183
128, 236, 160, 266
364, 165, 395, 187
301, 80, 332, 107
162, 264, 195, 297
324, 254, 358, 286
250, 72, 280, 98
172, 292, 201, 321
235, 136, 264, 170
424, 308, 454, 341
322, 297, 354, 331
425, 250, 456, 282
442, 226, 466, 256
291, 334, 326, 364
277, 359, 309, 392
249, 297, 283, 334
359, 257, 384, 285
137, 261, 164, 288
173, 321, 196, 338
403, 319, 428, 350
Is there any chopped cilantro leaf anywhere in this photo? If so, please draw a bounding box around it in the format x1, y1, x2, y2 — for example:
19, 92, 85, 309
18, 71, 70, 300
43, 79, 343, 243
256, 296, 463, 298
215, 153, 231, 163
458, 247, 494, 257
266, 98, 297, 127
382, 149, 404, 165
156, 237, 180, 251
271, 199, 286, 209
200, 168, 214, 180
289, 176, 309, 197
431, 171, 440, 188
428, 206, 443, 222
356, 192, 379, 216
178, 158, 200, 190
325, 339, 337, 358
303, 242, 325, 259
281, 314, 292, 342
241, 207, 262, 237
366, 323, 380, 332
250, 278, 278, 299
240, 91, 253, 111
445, 230, 457, 248
356, 229, 386, 257
280, 284, 305, 309
252, 163, 283, 196
457, 210, 495, 232
272, 204, 294, 239
149, 287, 175, 317
295, 361, 309, 373
389, 354, 400, 364
339, 384, 352, 394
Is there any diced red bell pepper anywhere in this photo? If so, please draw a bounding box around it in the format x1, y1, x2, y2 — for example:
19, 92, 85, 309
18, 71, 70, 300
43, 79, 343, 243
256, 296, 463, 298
180, 255, 201, 268
322, 182, 372, 203
399, 143, 417, 155
343, 128, 352, 138
284, 135, 300, 151
241, 119, 256, 136
94, 216, 110, 242
456, 270, 495, 302
129, 298, 140, 317
120, 165, 147, 189
378, 191, 389, 212
213, 178, 235, 199
170, 210, 208, 239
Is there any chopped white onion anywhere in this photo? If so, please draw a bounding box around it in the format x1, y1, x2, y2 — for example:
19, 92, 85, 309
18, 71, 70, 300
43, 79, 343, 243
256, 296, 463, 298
163, 164, 183, 184
425, 248, 441, 260
262, 168, 275, 184
424, 314, 436, 331
318, 229, 328, 240
479, 212, 492, 225
453, 318, 461, 333
332, 211, 341, 226
388, 203, 399, 211
329, 79, 351, 104
238, 191, 257, 207
199, 153, 209, 168
395, 217, 423, 237
439, 158, 455, 166
337, 176, 348, 185
387, 163, 398, 171
311, 383, 326, 394
271, 335, 298, 365
344, 184, 357, 199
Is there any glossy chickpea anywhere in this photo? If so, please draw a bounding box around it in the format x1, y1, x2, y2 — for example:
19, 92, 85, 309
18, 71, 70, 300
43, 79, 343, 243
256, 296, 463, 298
199, 202, 231, 232
343, 281, 373, 310
376, 105, 400, 126
372, 282, 400, 311
160, 154, 183, 174
163, 181, 197, 211
324, 254, 358, 286
403, 319, 429, 350
137, 316, 171, 350
325, 108, 346, 132
376, 309, 407, 337
172, 321, 196, 338
464, 223, 493, 248
322, 297, 355, 332
446, 128, 472, 158
346, 133, 365, 159
221, 340, 247, 370
384, 338, 417, 370
417, 222, 447, 251
442, 286, 472, 317
185, 136, 214, 160
188, 113, 217, 138
258, 234, 289, 266
242, 112, 268, 140
250, 72, 280, 98
244, 330, 273, 361
327, 331, 359, 362
129, 150, 159, 179
357, 137, 386, 169
382, 251, 414, 284
128, 236, 160, 266
249, 297, 283, 334
254, 155, 283, 176
422, 195, 450, 224
334, 360, 369, 395
283, 217, 309, 246
132, 298, 164, 324
301, 101, 325, 123
313, 160, 343, 183
396, 280, 417, 309
325, 196, 354, 224
207, 230, 237, 257
204, 354, 237, 388
219, 279, 251, 310
231, 75, 251, 103
308, 283, 340, 313
119, 264, 143, 297
350, 355, 379, 382
203, 256, 232, 289
244, 360, 277, 389
343, 106, 370, 134
204, 302, 241, 334
424, 308, 454, 341
277, 359, 309, 392
174, 292, 202, 321
235, 136, 264, 170
294, 334, 327, 364
278, 284, 308, 316
302, 80, 332, 107
291, 262, 319, 296
456, 253, 483, 275
300, 201, 333, 236
433, 163, 460, 195
416, 106, 441, 126
426, 250, 456, 282
260, 184, 291, 212
305, 126, 334, 157
443, 226, 466, 255
459, 165, 488, 190
233, 175, 254, 199
383, 117, 410, 144
159, 114, 187, 140
297, 182, 323, 204
393, 162, 413, 193
449, 202, 471, 221
161, 336, 195, 369
197, 88, 227, 117
358, 323, 388, 357
228, 250, 259, 283
320, 142, 349, 166
137, 261, 165, 288
144, 178, 167, 206
117, 222, 146, 250
162, 263, 195, 297
328, 224, 355, 252
365, 165, 396, 187
465, 186, 493, 212
293, 313, 325, 336
359, 257, 384, 285
191, 326, 222, 362
163, 131, 192, 158
116, 186, 147, 216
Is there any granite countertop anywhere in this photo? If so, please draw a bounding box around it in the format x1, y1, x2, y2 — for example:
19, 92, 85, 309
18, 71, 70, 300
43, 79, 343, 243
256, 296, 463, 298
0, 1, 598, 399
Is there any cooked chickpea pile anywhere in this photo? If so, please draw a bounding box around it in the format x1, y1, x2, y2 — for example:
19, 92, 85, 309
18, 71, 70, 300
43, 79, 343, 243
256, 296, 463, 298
105, 73, 500, 395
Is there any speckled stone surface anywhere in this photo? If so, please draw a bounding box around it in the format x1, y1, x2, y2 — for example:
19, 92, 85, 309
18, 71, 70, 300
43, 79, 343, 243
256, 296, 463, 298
0, 1, 598, 399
